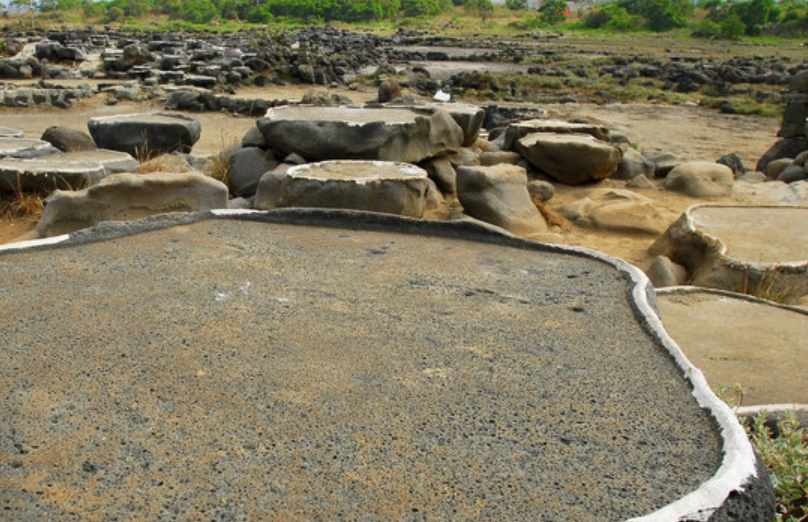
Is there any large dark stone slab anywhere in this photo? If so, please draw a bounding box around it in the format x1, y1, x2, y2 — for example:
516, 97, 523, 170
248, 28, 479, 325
87, 112, 201, 158
0, 211, 772, 522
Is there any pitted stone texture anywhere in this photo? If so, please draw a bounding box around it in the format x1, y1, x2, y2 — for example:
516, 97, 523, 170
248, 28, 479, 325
0, 137, 58, 159
456, 164, 547, 236
650, 205, 808, 300
34, 172, 228, 237
256, 106, 463, 163
0, 156, 106, 193
516, 133, 623, 185
664, 162, 734, 198
0, 214, 749, 522
87, 112, 202, 158
228, 147, 279, 198
503, 119, 611, 151
658, 287, 808, 406
281, 160, 429, 218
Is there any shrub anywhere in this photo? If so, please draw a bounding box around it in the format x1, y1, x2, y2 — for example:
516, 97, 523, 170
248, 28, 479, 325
746, 412, 808, 522
505, 0, 527, 10
538, 0, 567, 25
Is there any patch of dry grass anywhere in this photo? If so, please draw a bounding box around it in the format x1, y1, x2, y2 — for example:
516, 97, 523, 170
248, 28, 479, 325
0, 174, 45, 221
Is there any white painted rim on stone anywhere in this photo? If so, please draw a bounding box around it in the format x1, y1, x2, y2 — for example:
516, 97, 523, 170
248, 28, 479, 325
1, 208, 764, 522
683, 203, 808, 270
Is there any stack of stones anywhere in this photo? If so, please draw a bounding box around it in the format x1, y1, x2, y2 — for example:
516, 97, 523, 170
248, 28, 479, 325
779, 71, 808, 139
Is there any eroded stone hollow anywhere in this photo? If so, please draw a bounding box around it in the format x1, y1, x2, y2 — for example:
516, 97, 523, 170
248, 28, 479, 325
0, 212, 771, 522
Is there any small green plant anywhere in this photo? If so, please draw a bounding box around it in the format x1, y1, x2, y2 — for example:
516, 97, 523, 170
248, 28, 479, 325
746, 411, 808, 522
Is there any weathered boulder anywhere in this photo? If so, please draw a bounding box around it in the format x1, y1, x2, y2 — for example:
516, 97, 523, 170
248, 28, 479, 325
456, 164, 547, 236
378, 78, 402, 103
766, 158, 794, 179
756, 137, 808, 174
503, 119, 610, 151
614, 146, 655, 180
516, 133, 623, 185
228, 147, 279, 198
253, 167, 290, 210
34, 172, 229, 238
777, 164, 808, 183
423, 102, 485, 147
479, 151, 523, 167
646, 256, 688, 288
41, 126, 97, 152
559, 189, 670, 235
87, 112, 202, 158
421, 157, 457, 196
256, 106, 462, 164
644, 151, 680, 178
664, 162, 734, 198
280, 160, 429, 218
527, 179, 554, 203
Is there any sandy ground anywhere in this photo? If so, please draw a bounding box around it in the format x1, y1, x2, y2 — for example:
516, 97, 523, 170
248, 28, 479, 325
0, 86, 786, 270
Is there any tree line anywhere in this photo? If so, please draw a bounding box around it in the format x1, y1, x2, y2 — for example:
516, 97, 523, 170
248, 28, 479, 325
6, 0, 808, 37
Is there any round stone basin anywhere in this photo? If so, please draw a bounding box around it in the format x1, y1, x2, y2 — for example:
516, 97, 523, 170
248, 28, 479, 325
0, 127, 24, 138
0, 212, 763, 521
690, 206, 808, 264
658, 288, 808, 406
263, 105, 423, 125
0, 156, 106, 192
283, 161, 430, 218
288, 160, 426, 183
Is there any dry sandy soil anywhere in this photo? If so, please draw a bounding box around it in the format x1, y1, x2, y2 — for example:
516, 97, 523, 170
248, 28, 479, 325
0, 85, 785, 272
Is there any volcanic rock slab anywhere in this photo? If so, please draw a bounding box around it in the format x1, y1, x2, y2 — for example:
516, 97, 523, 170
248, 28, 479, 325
87, 112, 201, 158
0, 137, 58, 159
651, 205, 808, 300
0, 210, 772, 522
0, 156, 106, 192
658, 287, 808, 407
256, 106, 463, 163
279, 160, 429, 218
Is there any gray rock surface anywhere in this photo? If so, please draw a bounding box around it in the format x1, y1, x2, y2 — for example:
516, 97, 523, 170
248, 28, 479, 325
0, 211, 772, 522
456, 164, 547, 236
34, 172, 228, 237
228, 147, 279, 197
777, 164, 808, 183
256, 106, 463, 163
87, 112, 202, 158
516, 133, 623, 185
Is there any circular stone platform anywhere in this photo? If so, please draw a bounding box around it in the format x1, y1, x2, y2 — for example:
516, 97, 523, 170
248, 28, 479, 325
0, 127, 24, 138
0, 156, 106, 192
256, 106, 462, 163
650, 204, 808, 301
0, 137, 57, 159
690, 206, 808, 264
658, 287, 808, 406
283, 160, 429, 218
87, 112, 202, 157
0, 211, 771, 522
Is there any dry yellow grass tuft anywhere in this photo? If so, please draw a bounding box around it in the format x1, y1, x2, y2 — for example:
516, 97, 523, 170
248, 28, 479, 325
532, 197, 572, 232
0, 173, 45, 221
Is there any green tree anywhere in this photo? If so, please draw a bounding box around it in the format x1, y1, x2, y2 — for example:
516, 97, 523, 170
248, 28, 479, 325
731, 0, 779, 35
505, 0, 527, 10
538, 0, 567, 25
645, 0, 692, 31
401, 0, 449, 17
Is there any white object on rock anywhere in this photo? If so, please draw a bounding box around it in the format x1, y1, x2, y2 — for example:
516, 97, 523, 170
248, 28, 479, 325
434, 89, 451, 102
